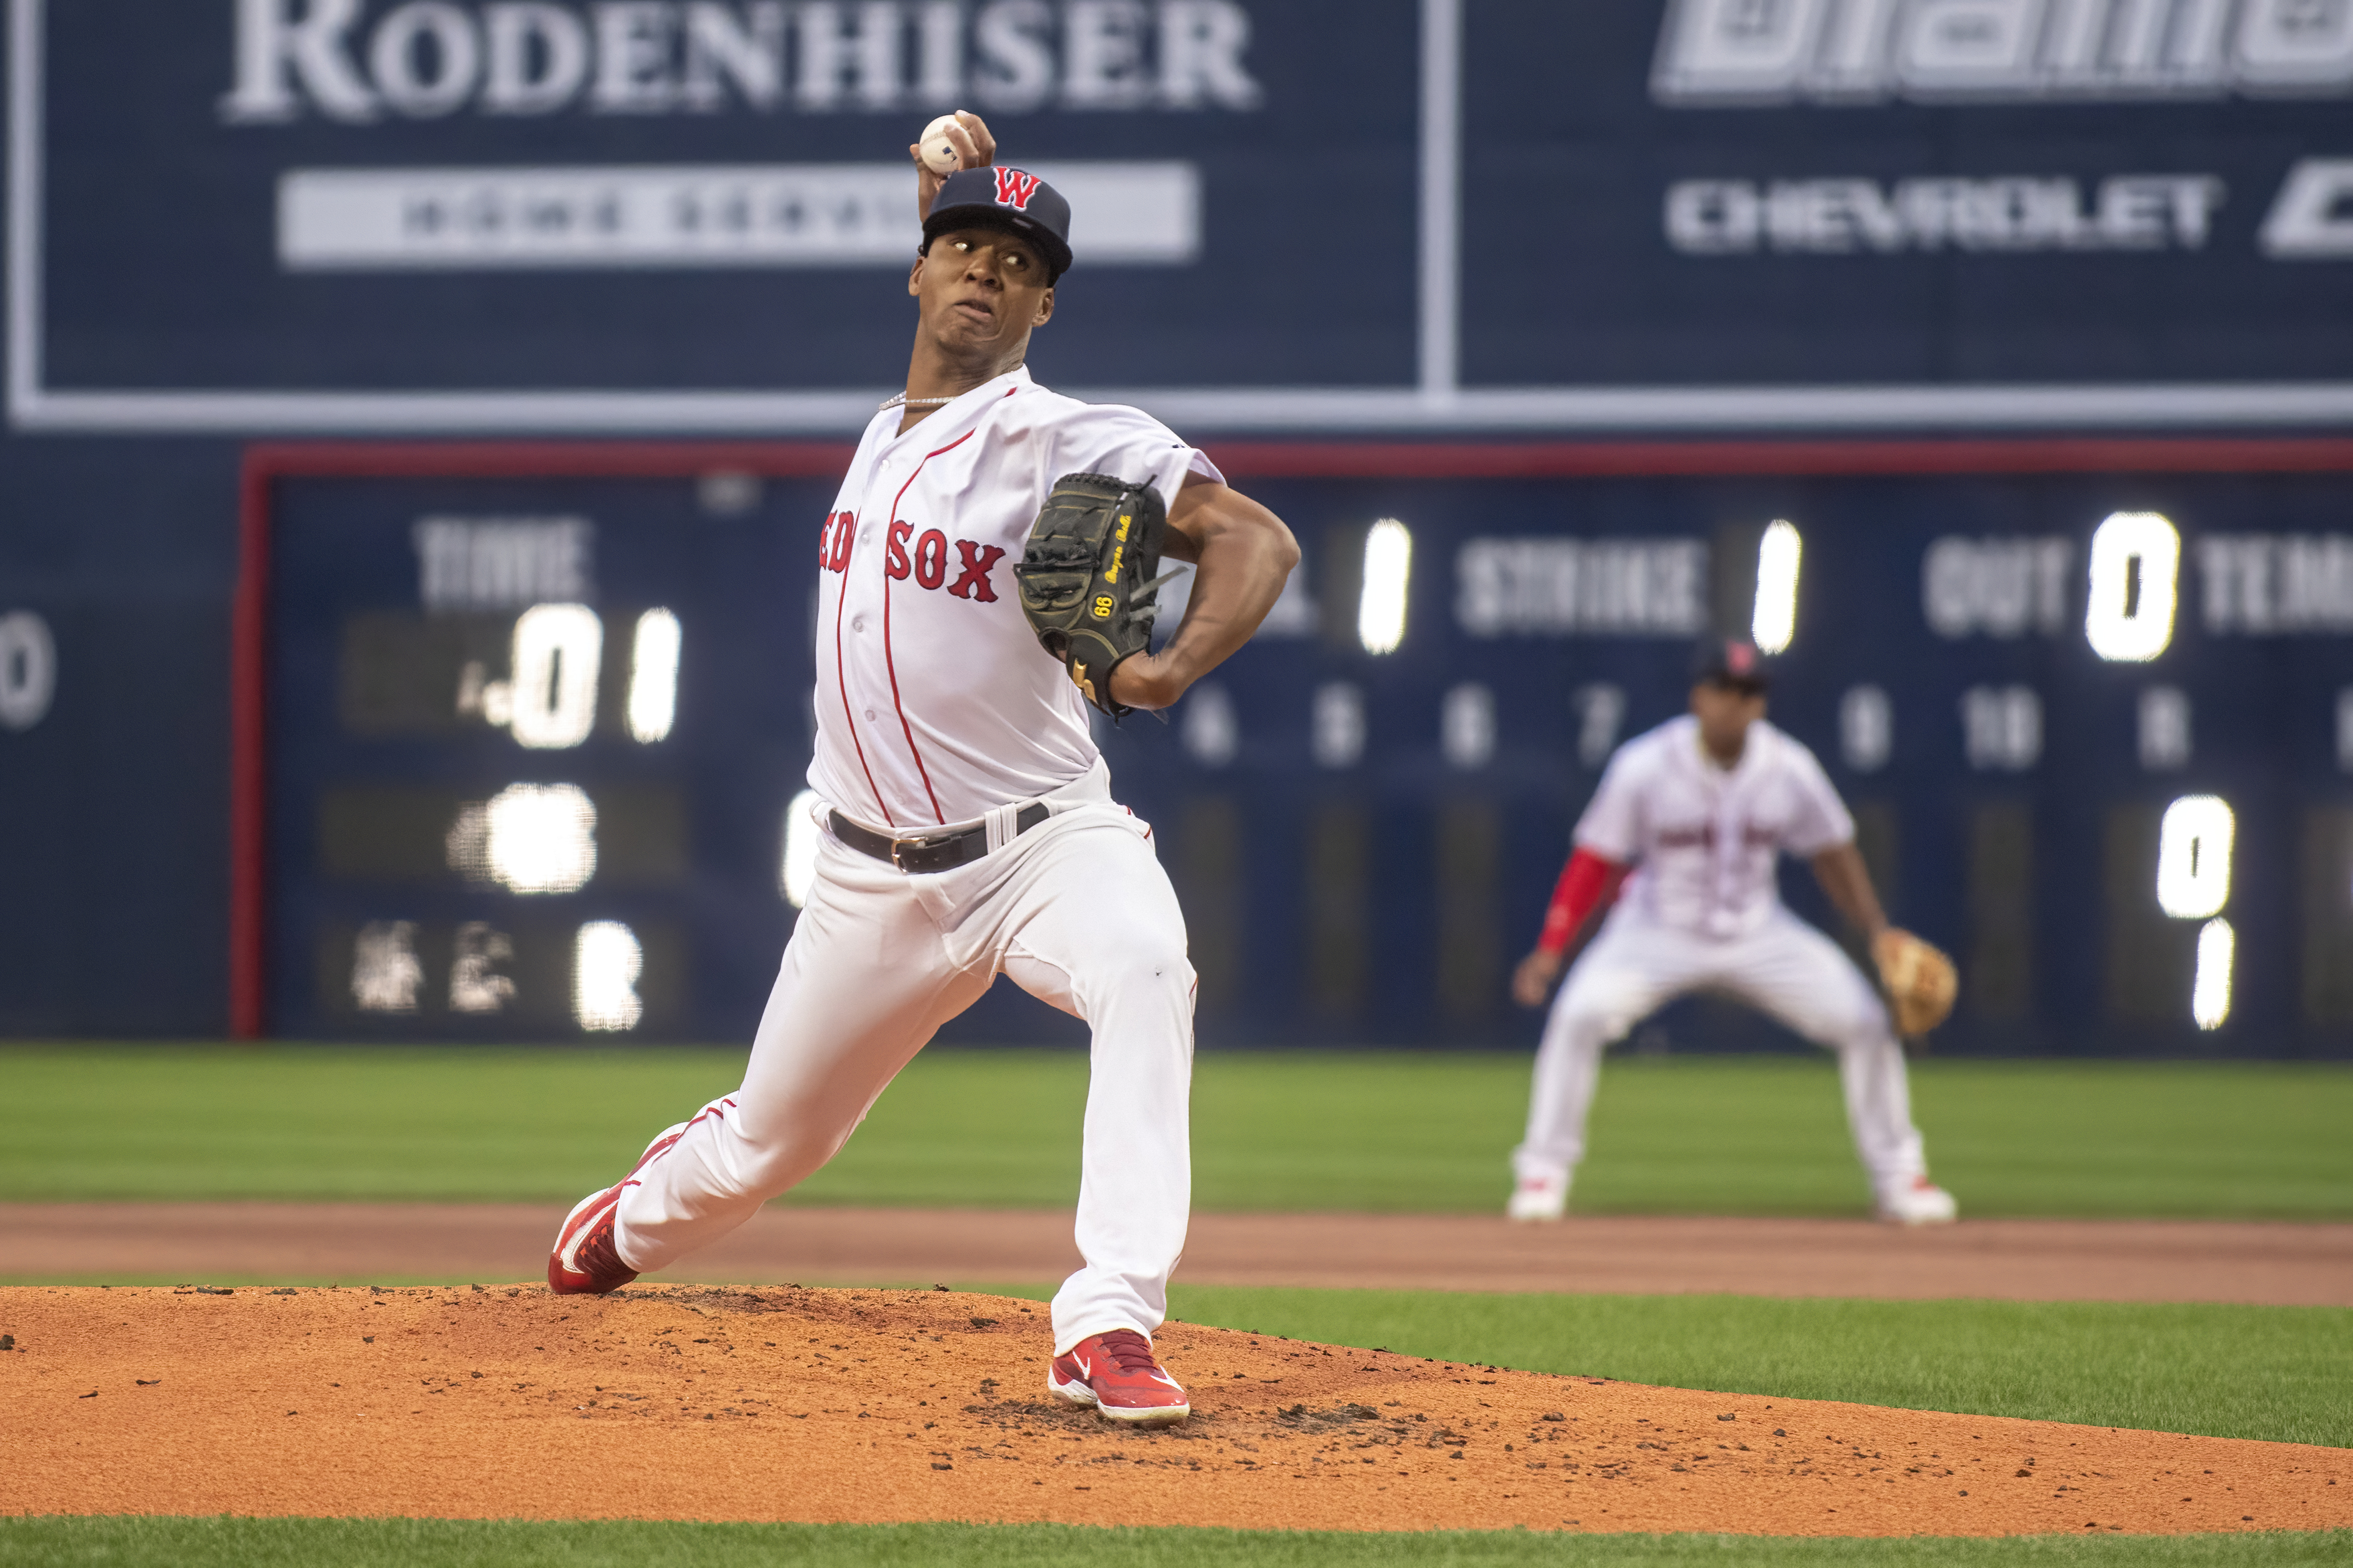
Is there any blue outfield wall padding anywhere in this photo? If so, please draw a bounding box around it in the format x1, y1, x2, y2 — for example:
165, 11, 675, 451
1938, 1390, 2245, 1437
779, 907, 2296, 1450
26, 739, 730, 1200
5, 2, 2353, 1046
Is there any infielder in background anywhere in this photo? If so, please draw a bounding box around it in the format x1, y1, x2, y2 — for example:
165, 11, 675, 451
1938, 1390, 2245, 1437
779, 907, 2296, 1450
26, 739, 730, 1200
548, 112, 1299, 1427
1507, 639, 1960, 1226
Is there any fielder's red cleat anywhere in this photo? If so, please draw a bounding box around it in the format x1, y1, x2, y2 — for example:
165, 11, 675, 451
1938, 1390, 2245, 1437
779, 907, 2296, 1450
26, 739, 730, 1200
546, 1123, 693, 1294
1048, 1329, 1190, 1426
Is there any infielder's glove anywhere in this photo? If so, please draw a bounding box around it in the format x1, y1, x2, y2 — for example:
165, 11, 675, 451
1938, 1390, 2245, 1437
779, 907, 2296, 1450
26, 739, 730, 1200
1014, 472, 1179, 719
1873, 929, 1958, 1037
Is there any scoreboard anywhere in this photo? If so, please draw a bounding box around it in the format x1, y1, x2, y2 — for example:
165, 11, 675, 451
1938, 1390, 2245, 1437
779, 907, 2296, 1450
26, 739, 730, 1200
242, 446, 846, 1042
238, 440, 2353, 1054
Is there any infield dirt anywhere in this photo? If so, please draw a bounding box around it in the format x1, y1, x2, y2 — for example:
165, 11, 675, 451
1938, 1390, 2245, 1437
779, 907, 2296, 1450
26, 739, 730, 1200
2, 1284, 2344, 1537
12, 1204, 2350, 1305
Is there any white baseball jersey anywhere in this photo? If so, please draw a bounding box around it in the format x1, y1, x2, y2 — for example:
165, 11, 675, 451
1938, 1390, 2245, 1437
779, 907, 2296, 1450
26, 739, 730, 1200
1521, 714, 1928, 1198
1575, 714, 1854, 939
808, 365, 1222, 831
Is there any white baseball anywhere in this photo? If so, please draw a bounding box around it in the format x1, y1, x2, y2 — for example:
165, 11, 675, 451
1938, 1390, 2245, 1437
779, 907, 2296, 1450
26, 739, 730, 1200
918, 115, 965, 176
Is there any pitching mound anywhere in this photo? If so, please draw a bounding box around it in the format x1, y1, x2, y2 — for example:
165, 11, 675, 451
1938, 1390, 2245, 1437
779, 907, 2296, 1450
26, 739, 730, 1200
2, 1285, 2342, 1536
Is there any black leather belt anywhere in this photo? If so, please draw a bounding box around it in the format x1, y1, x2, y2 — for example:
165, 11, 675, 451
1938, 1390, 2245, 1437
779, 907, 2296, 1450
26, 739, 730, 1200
829, 803, 1049, 874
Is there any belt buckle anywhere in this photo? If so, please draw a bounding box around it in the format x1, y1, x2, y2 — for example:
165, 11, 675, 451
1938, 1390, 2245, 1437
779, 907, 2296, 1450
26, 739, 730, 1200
890, 832, 942, 872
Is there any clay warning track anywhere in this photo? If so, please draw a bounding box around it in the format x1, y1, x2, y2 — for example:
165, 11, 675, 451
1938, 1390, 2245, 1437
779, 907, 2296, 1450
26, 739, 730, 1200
1, 1285, 2343, 1536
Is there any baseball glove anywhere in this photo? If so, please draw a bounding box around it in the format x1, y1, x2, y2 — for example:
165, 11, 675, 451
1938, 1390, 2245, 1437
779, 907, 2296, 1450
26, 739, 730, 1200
1014, 471, 1178, 719
1873, 929, 1958, 1037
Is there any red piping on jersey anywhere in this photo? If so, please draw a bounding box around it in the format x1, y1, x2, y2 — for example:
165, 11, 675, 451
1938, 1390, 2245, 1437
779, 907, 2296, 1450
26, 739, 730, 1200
831, 514, 894, 828
883, 427, 979, 825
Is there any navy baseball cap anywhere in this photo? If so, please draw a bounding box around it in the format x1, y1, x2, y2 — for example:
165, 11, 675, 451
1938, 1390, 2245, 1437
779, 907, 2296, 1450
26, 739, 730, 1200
1691, 636, 1773, 692
922, 165, 1073, 280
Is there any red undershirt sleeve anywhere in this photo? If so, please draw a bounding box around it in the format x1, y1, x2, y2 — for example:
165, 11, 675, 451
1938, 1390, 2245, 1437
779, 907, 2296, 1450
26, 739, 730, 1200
1536, 847, 1630, 957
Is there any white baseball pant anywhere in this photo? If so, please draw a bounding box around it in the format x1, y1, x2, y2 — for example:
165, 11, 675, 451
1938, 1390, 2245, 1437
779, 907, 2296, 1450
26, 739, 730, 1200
610, 782, 1196, 1356
1513, 908, 1929, 1199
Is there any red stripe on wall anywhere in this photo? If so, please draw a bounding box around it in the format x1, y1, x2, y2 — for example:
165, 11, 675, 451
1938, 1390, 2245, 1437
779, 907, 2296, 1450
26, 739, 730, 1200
229, 456, 272, 1039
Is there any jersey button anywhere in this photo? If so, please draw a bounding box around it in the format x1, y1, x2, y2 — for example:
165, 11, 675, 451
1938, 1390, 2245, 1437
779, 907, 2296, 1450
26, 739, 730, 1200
864, 708, 877, 721
851, 615, 866, 632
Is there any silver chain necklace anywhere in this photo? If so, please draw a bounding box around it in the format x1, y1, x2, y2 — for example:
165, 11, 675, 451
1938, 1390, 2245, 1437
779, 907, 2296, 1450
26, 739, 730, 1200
880, 391, 960, 411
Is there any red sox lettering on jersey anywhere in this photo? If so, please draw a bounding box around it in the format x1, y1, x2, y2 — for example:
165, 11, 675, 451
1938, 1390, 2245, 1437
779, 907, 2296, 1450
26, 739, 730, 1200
818, 513, 1004, 600
1575, 714, 1852, 939
810, 365, 1221, 830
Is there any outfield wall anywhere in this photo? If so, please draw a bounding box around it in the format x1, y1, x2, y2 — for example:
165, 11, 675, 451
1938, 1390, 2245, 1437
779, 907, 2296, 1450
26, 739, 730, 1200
5, 1, 2353, 1047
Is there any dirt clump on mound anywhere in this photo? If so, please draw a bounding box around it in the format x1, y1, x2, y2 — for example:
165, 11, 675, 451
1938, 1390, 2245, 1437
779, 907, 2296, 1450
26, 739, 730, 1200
1, 1284, 2342, 1536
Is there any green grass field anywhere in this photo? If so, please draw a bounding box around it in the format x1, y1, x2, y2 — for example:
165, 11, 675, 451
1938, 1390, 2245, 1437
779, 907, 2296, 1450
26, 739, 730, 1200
3, 1046, 2348, 1217
2, 1518, 2346, 1567
6, 1046, 2346, 1565
1137, 1288, 2352, 1449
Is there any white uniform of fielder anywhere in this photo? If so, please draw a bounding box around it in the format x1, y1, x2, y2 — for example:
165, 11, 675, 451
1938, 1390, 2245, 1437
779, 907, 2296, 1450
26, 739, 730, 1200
1513, 714, 1946, 1219
610, 367, 1220, 1352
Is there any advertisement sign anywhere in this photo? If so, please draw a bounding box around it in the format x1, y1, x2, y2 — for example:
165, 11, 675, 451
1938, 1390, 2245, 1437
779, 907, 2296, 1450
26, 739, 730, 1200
14, 0, 1418, 430
12, 0, 2353, 432
1459, 3, 2353, 423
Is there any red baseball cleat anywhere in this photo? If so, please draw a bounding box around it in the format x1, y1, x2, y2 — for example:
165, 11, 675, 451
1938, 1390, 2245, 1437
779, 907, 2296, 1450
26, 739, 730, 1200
547, 1184, 636, 1294
1048, 1329, 1190, 1426
546, 1120, 696, 1294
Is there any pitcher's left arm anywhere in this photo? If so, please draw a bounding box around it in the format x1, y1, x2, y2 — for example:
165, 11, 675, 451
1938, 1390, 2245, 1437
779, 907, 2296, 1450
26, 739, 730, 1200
1107, 477, 1298, 712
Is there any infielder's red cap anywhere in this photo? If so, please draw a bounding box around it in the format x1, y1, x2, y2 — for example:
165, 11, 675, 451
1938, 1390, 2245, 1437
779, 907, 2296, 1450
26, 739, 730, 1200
1691, 636, 1773, 692
923, 165, 1074, 280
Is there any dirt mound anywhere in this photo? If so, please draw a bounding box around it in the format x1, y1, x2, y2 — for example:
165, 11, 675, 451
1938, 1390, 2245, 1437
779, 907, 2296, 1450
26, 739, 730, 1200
1, 1285, 2342, 1536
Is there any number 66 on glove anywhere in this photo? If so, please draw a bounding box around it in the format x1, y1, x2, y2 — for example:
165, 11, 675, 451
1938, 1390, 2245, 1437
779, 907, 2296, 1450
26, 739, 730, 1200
1014, 472, 1183, 719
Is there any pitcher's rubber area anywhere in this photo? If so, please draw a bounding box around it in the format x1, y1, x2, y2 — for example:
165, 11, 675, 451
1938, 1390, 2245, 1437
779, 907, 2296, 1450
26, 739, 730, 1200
1, 1285, 2344, 1535
8, 1206, 2351, 1304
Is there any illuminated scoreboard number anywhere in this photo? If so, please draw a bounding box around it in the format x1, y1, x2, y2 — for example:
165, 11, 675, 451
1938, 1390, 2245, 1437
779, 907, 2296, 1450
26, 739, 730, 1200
0, 611, 58, 731
1928, 501, 2353, 1043
2103, 797, 2234, 1031
1932, 510, 2251, 1038
311, 779, 686, 1034
325, 583, 689, 1034
341, 597, 684, 751
244, 452, 843, 1042
2075, 512, 2232, 1032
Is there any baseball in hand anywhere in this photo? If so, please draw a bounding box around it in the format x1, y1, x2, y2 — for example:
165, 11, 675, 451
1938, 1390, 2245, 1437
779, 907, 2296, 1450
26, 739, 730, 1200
918, 115, 965, 176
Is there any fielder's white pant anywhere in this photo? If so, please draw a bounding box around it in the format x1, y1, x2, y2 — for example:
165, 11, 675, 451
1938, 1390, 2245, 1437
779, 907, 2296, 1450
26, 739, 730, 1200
611, 775, 1196, 1356
1513, 909, 1928, 1198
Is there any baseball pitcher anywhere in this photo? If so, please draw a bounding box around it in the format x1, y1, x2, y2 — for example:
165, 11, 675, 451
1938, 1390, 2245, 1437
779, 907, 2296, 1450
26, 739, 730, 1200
548, 113, 1300, 1427
1507, 639, 1959, 1225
